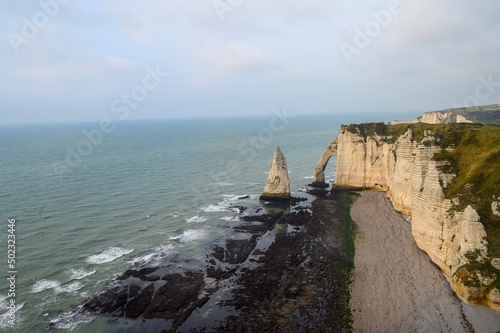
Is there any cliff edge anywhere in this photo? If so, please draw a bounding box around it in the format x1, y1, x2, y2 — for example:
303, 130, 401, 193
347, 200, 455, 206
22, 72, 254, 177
315, 122, 500, 311
391, 104, 500, 125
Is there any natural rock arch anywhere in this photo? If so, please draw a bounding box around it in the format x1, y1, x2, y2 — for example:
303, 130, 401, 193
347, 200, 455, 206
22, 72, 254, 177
312, 138, 338, 187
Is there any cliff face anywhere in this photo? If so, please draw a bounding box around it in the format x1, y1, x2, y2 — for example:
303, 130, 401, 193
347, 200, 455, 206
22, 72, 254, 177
319, 123, 500, 311
406, 104, 500, 125
411, 111, 473, 124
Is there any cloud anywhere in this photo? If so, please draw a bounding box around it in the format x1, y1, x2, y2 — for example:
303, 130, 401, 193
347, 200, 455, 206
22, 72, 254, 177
13, 67, 62, 83
197, 40, 280, 73
1, 0, 499, 123
12, 55, 136, 83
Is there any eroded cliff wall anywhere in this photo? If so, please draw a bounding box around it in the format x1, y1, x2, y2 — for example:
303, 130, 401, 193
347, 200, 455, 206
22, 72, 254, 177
321, 124, 500, 311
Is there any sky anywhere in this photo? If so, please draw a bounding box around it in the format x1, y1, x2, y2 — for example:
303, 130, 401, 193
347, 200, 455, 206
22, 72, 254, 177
1, 0, 499, 124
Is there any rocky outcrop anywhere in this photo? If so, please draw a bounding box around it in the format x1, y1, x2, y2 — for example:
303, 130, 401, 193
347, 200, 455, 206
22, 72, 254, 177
408, 104, 500, 125
391, 104, 500, 125
317, 124, 500, 311
312, 138, 337, 187
493, 201, 500, 217
260, 147, 291, 201
333, 128, 393, 191
412, 110, 473, 124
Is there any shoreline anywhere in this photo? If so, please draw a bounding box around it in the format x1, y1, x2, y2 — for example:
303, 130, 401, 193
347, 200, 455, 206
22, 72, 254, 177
78, 191, 354, 332
350, 191, 500, 332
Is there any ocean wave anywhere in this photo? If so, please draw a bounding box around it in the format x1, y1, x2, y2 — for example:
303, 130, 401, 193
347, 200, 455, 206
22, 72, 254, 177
210, 182, 234, 186
132, 244, 174, 267
54, 282, 83, 294
219, 216, 239, 221
223, 194, 250, 201
201, 194, 253, 213
31, 279, 61, 293
0, 295, 7, 311
0, 302, 24, 329
201, 204, 228, 213
48, 309, 94, 331
170, 229, 207, 243
86, 247, 134, 265
303, 176, 314, 179
67, 268, 96, 280
185, 215, 208, 223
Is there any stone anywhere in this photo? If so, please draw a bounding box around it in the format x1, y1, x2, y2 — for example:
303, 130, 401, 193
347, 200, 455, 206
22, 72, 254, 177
492, 258, 500, 271
412, 110, 473, 124
488, 288, 500, 312
492, 202, 500, 217
312, 138, 337, 187
260, 147, 291, 201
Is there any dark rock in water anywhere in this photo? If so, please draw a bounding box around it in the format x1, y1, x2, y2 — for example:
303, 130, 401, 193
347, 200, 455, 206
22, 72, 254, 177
225, 236, 258, 264
126, 283, 155, 318
240, 212, 282, 223
144, 272, 206, 326
230, 205, 247, 213
82, 270, 213, 329
117, 267, 159, 281
79, 190, 351, 332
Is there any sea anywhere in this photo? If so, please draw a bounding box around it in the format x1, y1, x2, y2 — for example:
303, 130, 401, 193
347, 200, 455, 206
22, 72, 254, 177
0, 111, 418, 332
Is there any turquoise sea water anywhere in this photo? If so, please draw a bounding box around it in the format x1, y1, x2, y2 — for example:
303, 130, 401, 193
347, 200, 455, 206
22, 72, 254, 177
0, 112, 417, 332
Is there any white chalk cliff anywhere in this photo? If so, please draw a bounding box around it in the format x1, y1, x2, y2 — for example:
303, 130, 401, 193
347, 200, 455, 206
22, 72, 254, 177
411, 110, 473, 124
315, 124, 500, 311
260, 147, 291, 201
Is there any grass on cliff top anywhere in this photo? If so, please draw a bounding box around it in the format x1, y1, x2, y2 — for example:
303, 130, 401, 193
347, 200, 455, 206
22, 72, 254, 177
344, 122, 500, 257
344, 121, 489, 146
434, 124, 500, 258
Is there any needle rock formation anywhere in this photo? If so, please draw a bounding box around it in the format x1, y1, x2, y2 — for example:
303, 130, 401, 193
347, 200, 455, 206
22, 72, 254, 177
260, 147, 291, 202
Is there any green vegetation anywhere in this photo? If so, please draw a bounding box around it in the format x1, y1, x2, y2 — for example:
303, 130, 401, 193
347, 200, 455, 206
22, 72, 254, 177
328, 191, 359, 333
444, 104, 500, 125
454, 253, 499, 291
431, 124, 500, 258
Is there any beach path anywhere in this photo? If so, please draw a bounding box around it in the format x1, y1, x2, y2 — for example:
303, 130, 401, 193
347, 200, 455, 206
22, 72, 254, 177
350, 191, 500, 333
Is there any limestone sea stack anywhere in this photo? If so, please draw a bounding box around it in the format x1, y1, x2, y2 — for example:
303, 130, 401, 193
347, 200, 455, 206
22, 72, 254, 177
260, 147, 291, 202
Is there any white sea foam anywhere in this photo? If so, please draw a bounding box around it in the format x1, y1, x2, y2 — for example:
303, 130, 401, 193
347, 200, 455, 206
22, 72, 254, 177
170, 229, 207, 243
31, 279, 61, 293
303, 176, 314, 179
220, 216, 238, 221
201, 204, 228, 213
0, 302, 24, 329
0, 295, 7, 311
201, 194, 252, 213
67, 268, 96, 280
54, 282, 83, 294
86, 247, 134, 264
185, 215, 208, 223
132, 244, 174, 267
223, 194, 251, 201
49, 310, 94, 331
210, 182, 234, 186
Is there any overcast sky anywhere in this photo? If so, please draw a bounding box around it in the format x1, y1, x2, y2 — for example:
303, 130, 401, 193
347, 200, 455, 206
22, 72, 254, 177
1, 0, 499, 124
